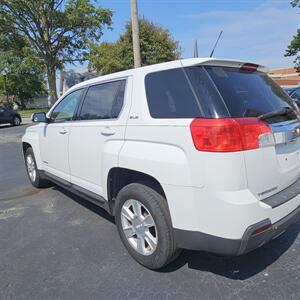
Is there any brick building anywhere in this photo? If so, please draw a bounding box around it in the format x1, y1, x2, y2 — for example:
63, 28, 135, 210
269, 68, 300, 87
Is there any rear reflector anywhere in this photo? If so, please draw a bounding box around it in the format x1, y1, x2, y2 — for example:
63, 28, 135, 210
190, 118, 271, 152
251, 224, 272, 236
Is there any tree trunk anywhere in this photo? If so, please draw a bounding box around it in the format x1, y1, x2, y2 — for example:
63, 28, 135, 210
46, 66, 58, 107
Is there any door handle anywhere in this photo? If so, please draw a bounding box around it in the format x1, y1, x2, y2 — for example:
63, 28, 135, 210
101, 126, 115, 136
59, 129, 68, 135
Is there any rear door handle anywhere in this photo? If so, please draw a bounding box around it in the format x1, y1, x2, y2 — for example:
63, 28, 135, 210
101, 126, 115, 136
59, 129, 68, 135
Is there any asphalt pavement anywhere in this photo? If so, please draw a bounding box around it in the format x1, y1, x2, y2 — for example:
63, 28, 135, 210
0, 123, 300, 300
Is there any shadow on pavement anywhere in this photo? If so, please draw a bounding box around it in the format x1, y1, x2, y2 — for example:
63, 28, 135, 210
53, 185, 115, 224
160, 220, 300, 279
0, 124, 14, 129
0, 124, 27, 129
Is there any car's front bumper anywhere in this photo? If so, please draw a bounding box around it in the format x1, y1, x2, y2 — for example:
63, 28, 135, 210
174, 205, 300, 255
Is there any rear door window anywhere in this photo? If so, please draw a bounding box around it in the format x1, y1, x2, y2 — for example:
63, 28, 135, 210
79, 80, 126, 120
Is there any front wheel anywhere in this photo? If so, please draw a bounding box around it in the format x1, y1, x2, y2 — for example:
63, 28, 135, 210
25, 147, 51, 188
115, 183, 181, 269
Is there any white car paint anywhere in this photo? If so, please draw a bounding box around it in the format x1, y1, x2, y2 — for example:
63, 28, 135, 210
22, 57, 300, 244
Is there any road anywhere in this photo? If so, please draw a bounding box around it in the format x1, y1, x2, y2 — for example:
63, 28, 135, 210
0, 124, 300, 300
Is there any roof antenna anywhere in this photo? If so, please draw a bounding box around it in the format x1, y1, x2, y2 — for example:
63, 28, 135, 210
209, 30, 223, 58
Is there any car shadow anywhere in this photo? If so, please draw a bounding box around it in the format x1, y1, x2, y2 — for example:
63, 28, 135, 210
51, 184, 300, 280
0, 124, 27, 129
52, 185, 115, 224
0, 124, 14, 129
160, 220, 300, 279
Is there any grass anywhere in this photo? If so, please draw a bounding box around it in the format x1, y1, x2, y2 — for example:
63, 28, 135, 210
18, 108, 49, 118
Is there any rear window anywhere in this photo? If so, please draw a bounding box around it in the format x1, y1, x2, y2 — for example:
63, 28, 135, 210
145, 65, 297, 121
204, 66, 297, 121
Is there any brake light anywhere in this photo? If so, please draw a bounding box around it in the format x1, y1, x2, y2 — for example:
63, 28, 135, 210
240, 63, 258, 72
190, 118, 271, 152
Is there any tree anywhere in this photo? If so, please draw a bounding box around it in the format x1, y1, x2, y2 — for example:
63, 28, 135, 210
0, 0, 112, 106
88, 19, 181, 75
0, 32, 46, 108
285, 0, 300, 71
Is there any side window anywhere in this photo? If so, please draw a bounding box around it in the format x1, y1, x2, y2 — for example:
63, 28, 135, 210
79, 80, 126, 120
145, 68, 203, 118
50, 89, 83, 123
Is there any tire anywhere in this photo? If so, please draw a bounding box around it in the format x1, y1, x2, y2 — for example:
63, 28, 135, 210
11, 116, 21, 126
115, 183, 181, 269
25, 147, 51, 188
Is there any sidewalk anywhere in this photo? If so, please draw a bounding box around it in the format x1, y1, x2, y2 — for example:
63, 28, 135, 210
22, 117, 32, 125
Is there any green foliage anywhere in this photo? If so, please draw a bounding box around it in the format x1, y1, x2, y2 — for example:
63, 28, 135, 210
285, 1, 300, 71
18, 108, 49, 118
0, 32, 46, 108
0, 0, 112, 105
88, 19, 181, 74
291, 0, 300, 8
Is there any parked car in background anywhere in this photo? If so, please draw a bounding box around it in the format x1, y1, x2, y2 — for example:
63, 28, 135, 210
284, 87, 300, 108
0, 107, 22, 126
290, 87, 300, 101
284, 87, 296, 95
23, 58, 300, 269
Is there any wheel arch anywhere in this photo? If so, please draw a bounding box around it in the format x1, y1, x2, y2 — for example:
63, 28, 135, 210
22, 142, 32, 156
107, 167, 167, 215
22, 130, 42, 169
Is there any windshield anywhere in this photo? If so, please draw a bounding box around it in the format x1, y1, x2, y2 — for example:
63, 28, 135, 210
203, 66, 297, 122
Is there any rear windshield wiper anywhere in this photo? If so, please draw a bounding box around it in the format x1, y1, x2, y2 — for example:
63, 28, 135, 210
258, 107, 297, 121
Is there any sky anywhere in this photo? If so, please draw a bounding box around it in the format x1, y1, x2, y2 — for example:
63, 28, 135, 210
72, 0, 300, 72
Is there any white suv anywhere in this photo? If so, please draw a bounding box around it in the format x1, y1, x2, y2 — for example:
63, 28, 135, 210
22, 58, 300, 269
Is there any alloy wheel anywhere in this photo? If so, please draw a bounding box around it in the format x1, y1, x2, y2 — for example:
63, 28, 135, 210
121, 199, 158, 255
14, 117, 20, 125
26, 154, 36, 182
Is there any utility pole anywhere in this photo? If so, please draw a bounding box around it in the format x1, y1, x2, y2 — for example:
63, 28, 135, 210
1, 67, 9, 104
130, 0, 141, 68
194, 40, 199, 58
59, 67, 64, 96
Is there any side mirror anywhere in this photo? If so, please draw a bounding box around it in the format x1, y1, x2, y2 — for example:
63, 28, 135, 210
32, 112, 48, 123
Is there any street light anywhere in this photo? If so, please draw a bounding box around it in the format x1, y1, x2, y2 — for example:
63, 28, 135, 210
1, 67, 9, 103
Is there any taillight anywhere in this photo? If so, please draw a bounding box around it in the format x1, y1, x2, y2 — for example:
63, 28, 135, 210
190, 118, 271, 152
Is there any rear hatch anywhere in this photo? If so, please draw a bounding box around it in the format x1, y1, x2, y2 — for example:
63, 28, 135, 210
185, 63, 300, 201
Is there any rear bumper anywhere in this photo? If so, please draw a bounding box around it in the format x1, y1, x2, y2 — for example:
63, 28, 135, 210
174, 205, 300, 255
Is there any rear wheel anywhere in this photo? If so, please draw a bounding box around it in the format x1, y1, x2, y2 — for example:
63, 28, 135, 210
11, 116, 21, 126
115, 183, 181, 269
25, 147, 51, 188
